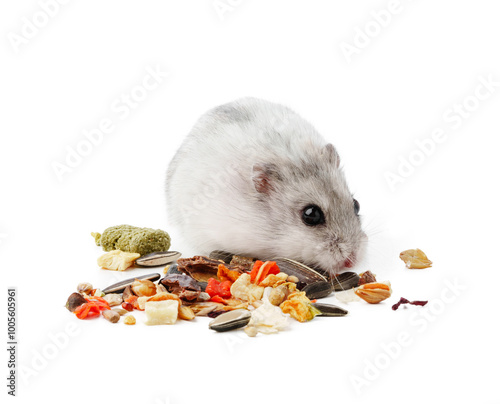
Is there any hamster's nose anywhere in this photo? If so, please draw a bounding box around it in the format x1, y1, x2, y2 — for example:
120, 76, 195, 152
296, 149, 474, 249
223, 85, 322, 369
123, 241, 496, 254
343, 259, 353, 268
343, 253, 356, 268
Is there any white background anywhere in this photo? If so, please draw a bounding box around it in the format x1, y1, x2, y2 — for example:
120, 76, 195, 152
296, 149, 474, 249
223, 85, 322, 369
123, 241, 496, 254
1, 1, 499, 403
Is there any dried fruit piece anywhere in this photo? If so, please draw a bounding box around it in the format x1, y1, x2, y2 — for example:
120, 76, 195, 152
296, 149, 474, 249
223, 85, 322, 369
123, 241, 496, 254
147, 292, 181, 308
160, 273, 201, 301
178, 305, 195, 321
259, 272, 288, 287
136, 296, 149, 310
144, 301, 178, 325
355, 282, 392, 304
217, 264, 243, 283
97, 250, 140, 271
102, 293, 123, 307
130, 279, 157, 297
280, 291, 321, 322
230, 273, 264, 303
399, 249, 432, 269
123, 315, 136, 325
392, 297, 428, 310
122, 302, 134, 311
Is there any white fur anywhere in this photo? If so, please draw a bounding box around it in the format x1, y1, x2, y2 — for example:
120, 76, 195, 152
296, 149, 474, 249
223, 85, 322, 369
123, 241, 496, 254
166, 98, 366, 274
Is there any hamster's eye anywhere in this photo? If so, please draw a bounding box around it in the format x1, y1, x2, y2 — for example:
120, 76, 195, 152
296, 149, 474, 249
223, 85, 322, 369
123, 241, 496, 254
353, 199, 360, 215
302, 205, 325, 226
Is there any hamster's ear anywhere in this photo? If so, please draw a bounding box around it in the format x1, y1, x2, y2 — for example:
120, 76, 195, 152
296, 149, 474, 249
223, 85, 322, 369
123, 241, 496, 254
323, 143, 340, 167
252, 163, 279, 194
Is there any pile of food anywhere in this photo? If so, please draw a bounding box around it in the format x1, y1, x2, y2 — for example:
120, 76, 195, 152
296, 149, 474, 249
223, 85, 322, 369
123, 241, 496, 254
65, 224, 432, 336
66, 254, 356, 336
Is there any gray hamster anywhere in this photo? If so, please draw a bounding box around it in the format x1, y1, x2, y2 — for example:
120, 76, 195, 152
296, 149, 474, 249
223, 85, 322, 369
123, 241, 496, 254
166, 98, 366, 274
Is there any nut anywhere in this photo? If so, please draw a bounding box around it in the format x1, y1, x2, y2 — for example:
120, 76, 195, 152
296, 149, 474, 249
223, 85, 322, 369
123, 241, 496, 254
65, 292, 87, 312
123, 315, 136, 325
102, 310, 120, 323
77, 282, 93, 294
244, 326, 258, 337
358, 271, 377, 286
355, 282, 392, 304
399, 248, 432, 269
287, 275, 299, 283
268, 284, 288, 306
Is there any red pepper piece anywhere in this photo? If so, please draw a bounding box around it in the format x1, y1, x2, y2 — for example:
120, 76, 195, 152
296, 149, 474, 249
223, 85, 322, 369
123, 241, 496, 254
250, 260, 264, 283
206, 278, 220, 298
86, 296, 111, 311
218, 280, 232, 298
206, 278, 232, 299
250, 260, 281, 284
74, 302, 101, 319
263, 261, 280, 276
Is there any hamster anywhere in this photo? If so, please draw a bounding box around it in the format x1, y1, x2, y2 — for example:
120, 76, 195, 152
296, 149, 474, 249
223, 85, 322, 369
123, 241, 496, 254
166, 98, 367, 274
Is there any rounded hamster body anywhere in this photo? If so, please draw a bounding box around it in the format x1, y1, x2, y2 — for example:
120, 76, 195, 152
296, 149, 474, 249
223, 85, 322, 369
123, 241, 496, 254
166, 98, 366, 274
